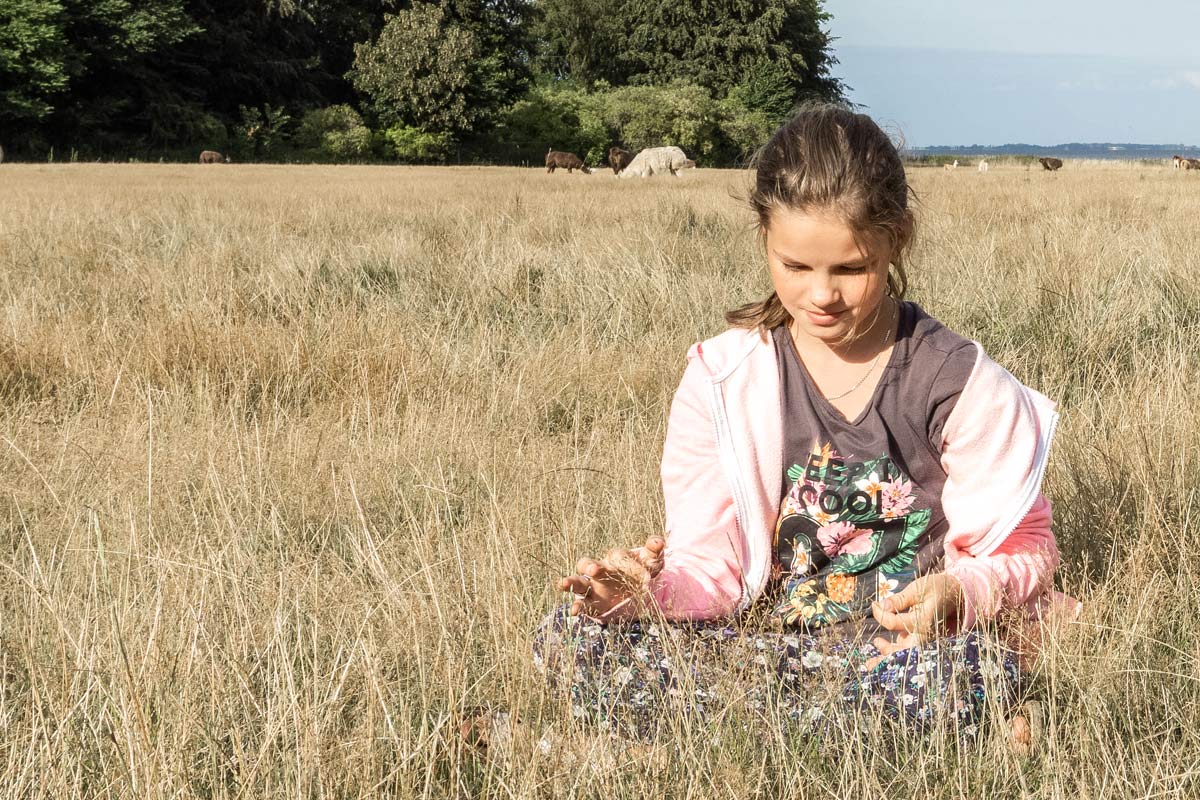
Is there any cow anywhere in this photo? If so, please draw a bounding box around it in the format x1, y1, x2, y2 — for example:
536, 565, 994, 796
608, 146, 634, 175
978, 159, 989, 173
618, 146, 695, 178
1185, 159, 1200, 170
1038, 157, 1063, 171
1173, 155, 1184, 169
545, 149, 591, 174
199, 150, 228, 164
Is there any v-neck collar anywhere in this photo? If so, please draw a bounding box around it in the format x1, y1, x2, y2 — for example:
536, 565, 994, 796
780, 301, 910, 427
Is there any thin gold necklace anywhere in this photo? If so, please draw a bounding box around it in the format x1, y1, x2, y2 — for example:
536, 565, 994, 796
795, 298, 897, 402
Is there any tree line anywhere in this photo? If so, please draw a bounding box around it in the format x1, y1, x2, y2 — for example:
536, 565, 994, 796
0, 0, 845, 165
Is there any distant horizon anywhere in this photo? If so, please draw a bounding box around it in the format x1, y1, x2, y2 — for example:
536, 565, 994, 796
824, 1, 1200, 147
901, 142, 1200, 161
907, 141, 1200, 151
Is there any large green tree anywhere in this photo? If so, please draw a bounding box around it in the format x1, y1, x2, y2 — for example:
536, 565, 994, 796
0, 0, 72, 126
531, 0, 625, 86
533, 0, 844, 106
0, 0, 199, 148
350, 3, 479, 132
2, 0, 391, 156
350, 0, 534, 136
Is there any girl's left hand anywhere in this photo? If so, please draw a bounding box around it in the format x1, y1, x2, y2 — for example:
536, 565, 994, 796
866, 573, 964, 669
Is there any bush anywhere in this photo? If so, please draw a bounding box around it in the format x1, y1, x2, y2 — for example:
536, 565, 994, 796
601, 84, 722, 161
385, 125, 452, 162
296, 106, 373, 161
715, 97, 776, 165
492, 84, 609, 167
232, 104, 292, 161
487, 77, 793, 167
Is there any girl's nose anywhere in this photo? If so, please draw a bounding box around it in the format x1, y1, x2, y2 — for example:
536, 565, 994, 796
810, 276, 840, 307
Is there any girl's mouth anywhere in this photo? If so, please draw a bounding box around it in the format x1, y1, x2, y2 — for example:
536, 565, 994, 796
805, 309, 846, 327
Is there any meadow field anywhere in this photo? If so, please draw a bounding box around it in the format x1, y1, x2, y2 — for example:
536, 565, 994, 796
1, 160, 1199, 798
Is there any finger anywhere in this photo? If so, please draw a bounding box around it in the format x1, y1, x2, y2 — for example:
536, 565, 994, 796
639, 538, 666, 576
560, 575, 593, 595
880, 581, 923, 614
872, 636, 900, 655
575, 557, 602, 578
872, 603, 922, 634
864, 636, 898, 670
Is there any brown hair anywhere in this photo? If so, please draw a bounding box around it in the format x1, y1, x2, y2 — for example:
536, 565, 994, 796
726, 104, 915, 332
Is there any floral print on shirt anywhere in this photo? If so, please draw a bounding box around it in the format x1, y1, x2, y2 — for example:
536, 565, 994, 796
773, 443, 931, 628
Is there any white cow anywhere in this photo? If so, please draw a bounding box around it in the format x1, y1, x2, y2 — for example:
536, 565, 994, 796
978, 159, 989, 173
618, 146, 696, 178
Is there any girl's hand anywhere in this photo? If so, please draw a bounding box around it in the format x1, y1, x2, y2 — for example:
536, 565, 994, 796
865, 573, 964, 669
557, 537, 666, 622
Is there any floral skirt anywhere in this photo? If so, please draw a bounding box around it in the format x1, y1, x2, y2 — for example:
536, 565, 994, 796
532, 605, 1024, 742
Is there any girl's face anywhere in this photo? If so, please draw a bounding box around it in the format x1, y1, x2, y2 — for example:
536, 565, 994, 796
764, 206, 891, 350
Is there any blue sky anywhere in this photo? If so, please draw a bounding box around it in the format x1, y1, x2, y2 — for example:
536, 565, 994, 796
823, 0, 1200, 146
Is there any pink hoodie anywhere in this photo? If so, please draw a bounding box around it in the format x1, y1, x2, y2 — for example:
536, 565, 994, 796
650, 326, 1074, 631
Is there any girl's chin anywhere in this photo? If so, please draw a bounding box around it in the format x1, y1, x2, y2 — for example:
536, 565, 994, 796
795, 316, 853, 339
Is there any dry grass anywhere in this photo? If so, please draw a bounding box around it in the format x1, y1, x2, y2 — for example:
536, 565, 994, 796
1, 161, 1199, 797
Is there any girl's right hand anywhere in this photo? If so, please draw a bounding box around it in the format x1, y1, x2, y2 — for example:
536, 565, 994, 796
557, 536, 666, 621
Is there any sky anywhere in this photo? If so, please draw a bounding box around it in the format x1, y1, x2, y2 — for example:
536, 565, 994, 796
823, 0, 1200, 146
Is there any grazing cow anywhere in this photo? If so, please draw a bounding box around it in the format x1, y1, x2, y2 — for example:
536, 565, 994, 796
1038, 157, 1063, 171
608, 146, 634, 175
978, 159, 989, 173
1186, 159, 1200, 170
618, 146, 695, 178
545, 149, 591, 174
199, 150, 227, 164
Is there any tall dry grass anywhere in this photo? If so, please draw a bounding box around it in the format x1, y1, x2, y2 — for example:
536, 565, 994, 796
1, 161, 1198, 797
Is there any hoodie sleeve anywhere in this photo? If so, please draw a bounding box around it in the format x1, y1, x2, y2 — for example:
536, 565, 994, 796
935, 344, 1062, 630
649, 347, 746, 620
944, 495, 1059, 630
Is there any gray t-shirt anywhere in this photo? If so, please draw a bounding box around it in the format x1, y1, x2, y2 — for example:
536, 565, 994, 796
769, 301, 976, 636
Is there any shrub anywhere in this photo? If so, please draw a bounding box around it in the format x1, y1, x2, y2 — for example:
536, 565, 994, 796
715, 99, 775, 164
233, 104, 292, 161
492, 84, 609, 166
385, 125, 452, 162
601, 84, 721, 160
296, 106, 373, 161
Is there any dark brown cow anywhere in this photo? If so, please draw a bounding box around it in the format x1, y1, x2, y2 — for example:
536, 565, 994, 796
545, 149, 591, 174
1038, 157, 1063, 171
1186, 159, 1200, 170
607, 146, 633, 175
199, 150, 227, 164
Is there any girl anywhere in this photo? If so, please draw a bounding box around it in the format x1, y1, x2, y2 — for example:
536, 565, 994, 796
534, 105, 1069, 744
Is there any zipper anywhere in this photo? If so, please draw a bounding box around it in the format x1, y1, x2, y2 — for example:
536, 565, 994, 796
706, 379, 761, 611
972, 402, 1060, 557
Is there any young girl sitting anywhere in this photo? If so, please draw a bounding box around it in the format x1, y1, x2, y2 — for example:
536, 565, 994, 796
534, 105, 1067, 744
